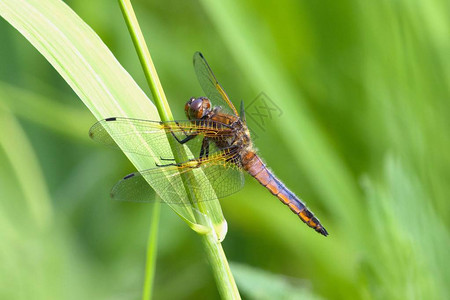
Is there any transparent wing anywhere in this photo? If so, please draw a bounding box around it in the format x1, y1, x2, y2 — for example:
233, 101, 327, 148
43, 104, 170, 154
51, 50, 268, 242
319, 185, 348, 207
89, 117, 234, 161
110, 154, 245, 204
193, 52, 239, 116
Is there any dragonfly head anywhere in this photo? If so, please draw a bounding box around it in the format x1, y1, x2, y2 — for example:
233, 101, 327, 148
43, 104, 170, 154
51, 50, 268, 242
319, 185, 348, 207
185, 97, 211, 119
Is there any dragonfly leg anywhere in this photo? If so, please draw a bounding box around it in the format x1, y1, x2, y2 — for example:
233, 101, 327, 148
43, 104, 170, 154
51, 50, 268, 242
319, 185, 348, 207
170, 121, 198, 144
159, 156, 176, 161
199, 138, 210, 159
171, 132, 197, 144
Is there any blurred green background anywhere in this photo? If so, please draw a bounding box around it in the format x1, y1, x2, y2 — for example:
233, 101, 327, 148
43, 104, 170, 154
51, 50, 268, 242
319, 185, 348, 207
0, 0, 449, 299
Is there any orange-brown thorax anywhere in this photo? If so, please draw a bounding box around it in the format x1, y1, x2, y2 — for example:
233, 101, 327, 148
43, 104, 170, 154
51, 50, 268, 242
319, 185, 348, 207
185, 96, 253, 164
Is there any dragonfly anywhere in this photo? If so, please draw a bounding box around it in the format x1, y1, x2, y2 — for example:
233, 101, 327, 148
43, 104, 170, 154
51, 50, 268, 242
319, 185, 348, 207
89, 52, 328, 236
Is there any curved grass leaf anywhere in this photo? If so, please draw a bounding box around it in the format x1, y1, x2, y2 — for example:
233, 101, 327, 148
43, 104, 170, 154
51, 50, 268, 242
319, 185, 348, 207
0, 102, 53, 231
231, 262, 323, 300
0, 0, 225, 235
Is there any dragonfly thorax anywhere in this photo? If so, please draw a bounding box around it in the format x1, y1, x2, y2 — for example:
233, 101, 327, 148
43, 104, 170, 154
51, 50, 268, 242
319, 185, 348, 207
185, 97, 212, 120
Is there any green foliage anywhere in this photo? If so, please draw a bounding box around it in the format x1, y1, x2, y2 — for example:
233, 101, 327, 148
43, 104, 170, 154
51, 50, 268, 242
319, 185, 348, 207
0, 0, 448, 299
230, 262, 323, 300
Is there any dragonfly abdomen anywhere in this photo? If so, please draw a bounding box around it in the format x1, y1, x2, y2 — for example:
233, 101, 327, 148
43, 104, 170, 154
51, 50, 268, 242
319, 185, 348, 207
242, 151, 328, 236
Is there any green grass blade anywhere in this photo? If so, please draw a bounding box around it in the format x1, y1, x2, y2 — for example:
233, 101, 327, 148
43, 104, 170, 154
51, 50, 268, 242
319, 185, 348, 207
361, 157, 450, 299
0, 81, 92, 141
0, 102, 53, 230
230, 262, 323, 300
0, 0, 223, 231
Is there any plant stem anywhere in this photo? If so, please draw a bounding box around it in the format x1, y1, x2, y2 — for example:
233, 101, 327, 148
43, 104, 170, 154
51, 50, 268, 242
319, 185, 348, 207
142, 202, 160, 300
118, 1, 240, 299
118, 0, 172, 122
202, 231, 240, 299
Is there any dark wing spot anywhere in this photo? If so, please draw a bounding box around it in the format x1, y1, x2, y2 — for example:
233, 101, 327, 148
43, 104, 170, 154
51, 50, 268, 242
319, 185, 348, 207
105, 117, 117, 121
124, 173, 135, 180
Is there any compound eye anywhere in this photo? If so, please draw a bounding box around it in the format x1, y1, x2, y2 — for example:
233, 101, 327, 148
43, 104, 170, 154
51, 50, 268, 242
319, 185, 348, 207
185, 97, 197, 117
190, 98, 203, 112
185, 98, 205, 119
